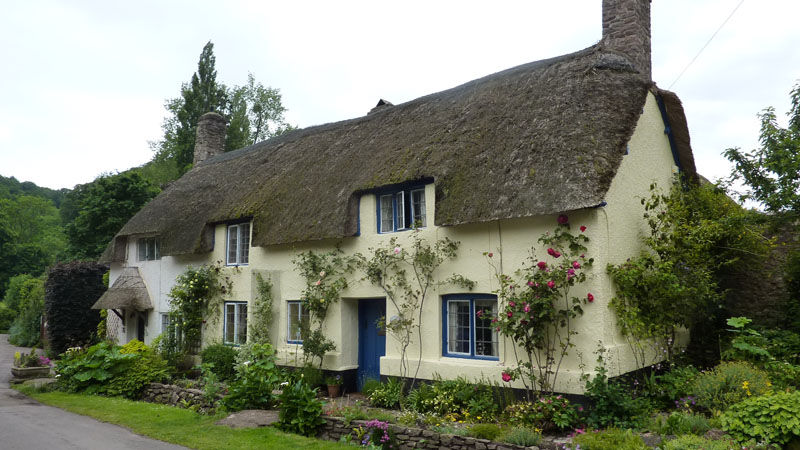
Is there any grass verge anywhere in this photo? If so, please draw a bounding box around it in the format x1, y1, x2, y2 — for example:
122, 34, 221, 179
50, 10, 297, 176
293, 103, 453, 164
15, 386, 348, 450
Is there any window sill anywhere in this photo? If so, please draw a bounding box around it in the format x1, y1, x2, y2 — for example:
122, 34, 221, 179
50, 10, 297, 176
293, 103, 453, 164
440, 355, 500, 363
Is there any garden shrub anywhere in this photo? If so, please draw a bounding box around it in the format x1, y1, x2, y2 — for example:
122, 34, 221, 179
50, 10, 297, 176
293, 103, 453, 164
504, 395, 579, 432
660, 434, 741, 450
200, 343, 238, 381
6, 275, 45, 347
45, 261, 106, 354
0, 302, 15, 332
720, 390, 800, 446
120, 339, 148, 354
55, 341, 136, 394
405, 381, 436, 413
105, 348, 171, 399
500, 427, 542, 447
648, 365, 700, 408
362, 378, 381, 396
649, 412, 711, 436
691, 361, 771, 413
277, 380, 324, 437
221, 343, 281, 411
584, 363, 652, 429
568, 428, 648, 450
468, 423, 503, 441
423, 376, 497, 419
368, 377, 404, 409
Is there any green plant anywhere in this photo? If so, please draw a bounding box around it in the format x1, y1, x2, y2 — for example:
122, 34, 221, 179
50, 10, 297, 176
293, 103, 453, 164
199, 363, 222, 404
55, 342, 136, 394
583, 348, 652, 429
691, 361, 771, 413
500, 427, 542, 447
468, 423, 503, 441
248, 273, 274, 345
396, 410, 418, 427
200, 343, 238, 381
325, 374, 343, 385
45, 261, 107, 354
649, 412, 711, 436
647, 365, 700, 408
221, 343, 281, 411
120, 339, 149, 354
368, 377, 404, 409
429, 423, 469, 436
721, 390, 800, 446
660, 434, 742, 450
356, 232, 473, 388
105, 349, 171, 399
405, 381, 436, 413
7, 275, 45, 347
278, 380, 325, 437
504, 395, 579, 432
489, 214, 593, 396
723, 317, 773, 362
351, 419, 398, 448
568, 428, 648, 450
362, 378, 381, 397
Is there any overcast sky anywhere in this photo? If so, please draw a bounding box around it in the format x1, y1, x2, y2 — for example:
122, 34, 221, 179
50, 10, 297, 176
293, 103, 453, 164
1, 0, 799, 191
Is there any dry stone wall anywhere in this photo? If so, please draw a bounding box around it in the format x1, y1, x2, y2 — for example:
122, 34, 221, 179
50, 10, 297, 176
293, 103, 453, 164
141, 382, 220, 412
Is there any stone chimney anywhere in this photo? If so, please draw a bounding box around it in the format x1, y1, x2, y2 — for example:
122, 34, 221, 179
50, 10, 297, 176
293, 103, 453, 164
601, 0, 652, 80
193, 112, 227, 166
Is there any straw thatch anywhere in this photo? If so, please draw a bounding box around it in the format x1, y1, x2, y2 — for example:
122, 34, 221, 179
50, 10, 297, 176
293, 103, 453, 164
91, 267, 153, 311
100, 43, 695, 262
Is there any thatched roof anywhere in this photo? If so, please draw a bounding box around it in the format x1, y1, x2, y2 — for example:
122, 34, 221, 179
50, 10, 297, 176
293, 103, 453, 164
91, 267, 153, 311
100, 43, 695, 262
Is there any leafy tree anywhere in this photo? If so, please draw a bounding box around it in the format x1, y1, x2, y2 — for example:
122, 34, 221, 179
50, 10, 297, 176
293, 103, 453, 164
724, 81, 800, 219
152, 41, 293, 175
64, 172, 158, 260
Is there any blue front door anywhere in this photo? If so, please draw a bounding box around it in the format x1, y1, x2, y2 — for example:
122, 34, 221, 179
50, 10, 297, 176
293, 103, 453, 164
358, 299, 386, 391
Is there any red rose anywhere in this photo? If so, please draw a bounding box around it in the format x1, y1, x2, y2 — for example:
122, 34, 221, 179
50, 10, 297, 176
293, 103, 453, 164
587, 293, 594, 302
547, 280, 555, 289
573, 261, 581, 269
502, 372, 512, 382
488, 252, 493, 258
580, 225, 587, 232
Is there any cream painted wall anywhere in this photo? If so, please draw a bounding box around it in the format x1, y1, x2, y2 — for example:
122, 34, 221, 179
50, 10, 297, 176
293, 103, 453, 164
106, 91, 679, 394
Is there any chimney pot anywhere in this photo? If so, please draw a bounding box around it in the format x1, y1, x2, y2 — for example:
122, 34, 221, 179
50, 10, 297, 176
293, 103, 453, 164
193, 112, 227, 166
601, 0, 652, 80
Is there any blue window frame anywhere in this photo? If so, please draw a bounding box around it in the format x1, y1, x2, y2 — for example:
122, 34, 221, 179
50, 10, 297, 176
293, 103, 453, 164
442, 294, 499, 360
376, 186, 426, 233
287, 301, 310, 344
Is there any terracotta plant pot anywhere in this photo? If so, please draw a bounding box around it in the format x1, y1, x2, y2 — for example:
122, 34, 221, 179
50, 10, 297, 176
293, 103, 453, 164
11, 366, 51, 379
327, 384, 341, 398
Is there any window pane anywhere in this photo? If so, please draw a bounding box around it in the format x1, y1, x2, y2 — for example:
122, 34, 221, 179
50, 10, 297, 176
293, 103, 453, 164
448, 300, 470, 354
161, 314, 170, 334
300, 307, 310, 341
227, 225, 238, 264
225, 304, 236, 343
411, 189, 426, 227
138, 239, 146, 261
288, 302, 300, 341
380, 195, 394, 232
153, 238, 160, 260
240, 223, 250, 264
237, 304, 248, 344
396, 191, 405, 229
475, 299, 498, 357
147, 238, 156, 261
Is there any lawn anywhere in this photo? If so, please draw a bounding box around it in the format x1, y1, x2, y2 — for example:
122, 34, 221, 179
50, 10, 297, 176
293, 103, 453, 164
15, 386, 349, 450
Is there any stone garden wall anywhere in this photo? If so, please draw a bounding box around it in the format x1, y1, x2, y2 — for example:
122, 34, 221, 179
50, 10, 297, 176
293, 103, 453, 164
141, 382, 219, 412
318, 417, 566, 450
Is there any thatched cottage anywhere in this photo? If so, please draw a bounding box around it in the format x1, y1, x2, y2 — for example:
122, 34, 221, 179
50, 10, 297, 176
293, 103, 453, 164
97, 0, 696, 393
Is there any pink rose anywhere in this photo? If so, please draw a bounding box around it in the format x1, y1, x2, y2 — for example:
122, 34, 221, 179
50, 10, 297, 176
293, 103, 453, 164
393, 247, 401, 254
476, 310, 483, 318
572, 261, 581, 269
488, 252, 493, 258
502, 372, 512, 382
523, 304, 530, 313
557, 214, 569, 225
567, 268, 575, 276
527, 281, 534, 287
537, 261, 547, 270
587, 293, 594, 302
507, 311, 513, 318
508, 301, 516, 307
547, 248, 557, 257
547, 280, 555, 289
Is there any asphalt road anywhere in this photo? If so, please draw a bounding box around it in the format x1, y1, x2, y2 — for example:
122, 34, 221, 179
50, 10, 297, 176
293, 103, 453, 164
0, 334, 188, 450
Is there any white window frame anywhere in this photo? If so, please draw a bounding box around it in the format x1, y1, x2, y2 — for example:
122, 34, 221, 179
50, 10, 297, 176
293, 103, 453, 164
377, 185, 427, 233
137, 237, 160, 261
226, 223, 251, 266
160, 313, 170, 335
287, 301, 309, 344
410, 188, 426, 228
224, 301, 248, 346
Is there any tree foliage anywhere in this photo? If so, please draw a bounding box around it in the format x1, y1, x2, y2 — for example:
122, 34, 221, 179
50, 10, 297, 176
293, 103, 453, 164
45, 261, 107, 354
152, 41, 293, 174
63, 172, 158, 260
724, 81, 800, 219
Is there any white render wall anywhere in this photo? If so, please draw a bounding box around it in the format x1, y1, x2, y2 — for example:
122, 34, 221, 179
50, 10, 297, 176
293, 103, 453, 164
107, 92, 677, 394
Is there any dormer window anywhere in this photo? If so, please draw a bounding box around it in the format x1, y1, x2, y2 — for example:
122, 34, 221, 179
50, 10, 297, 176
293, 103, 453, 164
226, 223, 250, 266
137, 237, 160, 261
377, 186, 426, 233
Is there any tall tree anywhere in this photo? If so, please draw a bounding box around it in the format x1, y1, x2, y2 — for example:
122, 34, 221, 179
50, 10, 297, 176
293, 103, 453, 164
724, 82, 800, 219
152, 42, 293, 176
64, 172, 158, 260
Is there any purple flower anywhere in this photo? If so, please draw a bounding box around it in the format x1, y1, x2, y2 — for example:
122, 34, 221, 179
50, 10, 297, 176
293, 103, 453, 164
557, 214, 569, 225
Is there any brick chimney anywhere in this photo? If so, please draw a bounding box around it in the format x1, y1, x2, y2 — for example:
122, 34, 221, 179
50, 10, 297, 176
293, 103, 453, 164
193, 112, 227, 166
601, 0, 652, 80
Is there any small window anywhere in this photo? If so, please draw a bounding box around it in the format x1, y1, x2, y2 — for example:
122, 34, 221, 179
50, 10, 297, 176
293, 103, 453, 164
226, 223, 251, 266
377, 185, 427, 233
224, 302, 248, 345
442, 294, 498, 360
287, 301, 310, 344
161, 314, 170, 334
137, 237, 160, 261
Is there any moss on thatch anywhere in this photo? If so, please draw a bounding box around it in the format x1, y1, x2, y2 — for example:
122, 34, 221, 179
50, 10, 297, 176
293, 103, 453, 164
100, 43, 696, 262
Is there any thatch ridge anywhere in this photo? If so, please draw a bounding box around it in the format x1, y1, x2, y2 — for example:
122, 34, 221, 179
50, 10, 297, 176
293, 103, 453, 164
91, 267, 153, 311
100, 43, 696, 262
